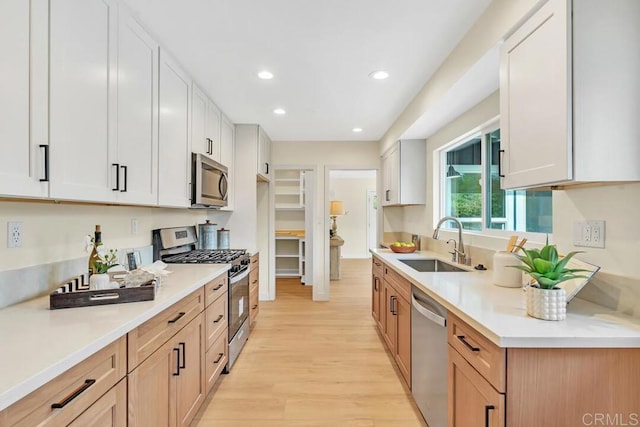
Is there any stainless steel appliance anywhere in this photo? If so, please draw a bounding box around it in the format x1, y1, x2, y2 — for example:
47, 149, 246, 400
411, 285, 448, 427
152, 226, 250, 370
191, 153, 228, 208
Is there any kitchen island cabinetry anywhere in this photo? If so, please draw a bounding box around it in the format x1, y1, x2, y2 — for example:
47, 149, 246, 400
0, 0, 48, 199
371, 258, 383, 331
500, 0, 640, 189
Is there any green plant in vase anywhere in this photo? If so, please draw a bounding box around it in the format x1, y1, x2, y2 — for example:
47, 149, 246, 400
511, 239, 588, 321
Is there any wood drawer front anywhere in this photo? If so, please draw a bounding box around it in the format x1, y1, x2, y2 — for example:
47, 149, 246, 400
249, 268, 259, 289
205, 330, 228, 394
3, 336, 126, 427
68, 378, 126, 427
128, 288, 204, 371
205, 292, 228, 350
250, 253, 259, 271
372, 258, 383, 277
383, 265, 410, 302
249, 284, 259, 325
205, 274, 228, 307
448, 314, 506, 392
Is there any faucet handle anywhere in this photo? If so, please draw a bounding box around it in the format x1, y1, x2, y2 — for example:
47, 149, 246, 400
446, 239, 457, 262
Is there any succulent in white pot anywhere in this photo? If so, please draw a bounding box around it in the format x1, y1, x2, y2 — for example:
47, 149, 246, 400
511, 241, 588, 321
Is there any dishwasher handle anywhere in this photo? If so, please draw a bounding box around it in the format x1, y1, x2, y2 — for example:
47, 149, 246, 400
411, 293, 446, 327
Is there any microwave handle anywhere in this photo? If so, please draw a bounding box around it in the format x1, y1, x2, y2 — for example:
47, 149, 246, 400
219, 172, 229, 201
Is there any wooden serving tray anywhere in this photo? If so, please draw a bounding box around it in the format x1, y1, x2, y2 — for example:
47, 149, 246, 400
50, 273, 156, 310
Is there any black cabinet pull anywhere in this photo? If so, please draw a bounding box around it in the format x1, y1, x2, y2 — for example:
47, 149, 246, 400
51, 379, 95, 409
385, 189, 390, 201
373, 277, 378, 292
252, 279, 258, 285
120, 165, 127, 192
39, 145, 49, 182
179, 342, 186, 369
213, 314, 223, 323
112, 163, 120, 191
457, 335, 480, 352
265, 162, 269, 174
252, 304, 258, 309
212, 284, 224, 291
173, 348, 180, 376
485, 405, 495, 427
498, 149, 505, 178
213, 353, 224, 364
168, 311, 186, 324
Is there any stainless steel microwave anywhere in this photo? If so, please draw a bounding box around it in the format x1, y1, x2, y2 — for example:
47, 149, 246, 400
191, 153, 228, 208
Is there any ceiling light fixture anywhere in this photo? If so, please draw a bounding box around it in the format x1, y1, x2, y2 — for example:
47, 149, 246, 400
352, 127, 363, 133
273, 108, 286, 115
258, 70, 274, 80
368, 70, 389, 80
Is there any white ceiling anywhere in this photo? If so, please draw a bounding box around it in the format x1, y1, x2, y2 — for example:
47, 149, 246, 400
120, 0, 492, 141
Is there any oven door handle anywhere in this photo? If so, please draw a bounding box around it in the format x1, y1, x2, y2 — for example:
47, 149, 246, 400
229, 267, 250, 285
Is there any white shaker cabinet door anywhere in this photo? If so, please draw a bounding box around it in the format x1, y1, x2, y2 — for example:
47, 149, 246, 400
500, 0, 571, 189
191, 84, 209, 156
48, 0, 118, 202
115, 12, 159, 206
158, 51, 192, 207
0, 0, 48, 198
219, 114, 235, 211
206, 100, 222, 162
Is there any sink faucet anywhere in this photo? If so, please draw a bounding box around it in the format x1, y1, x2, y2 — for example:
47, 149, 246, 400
433, 216, 466, 265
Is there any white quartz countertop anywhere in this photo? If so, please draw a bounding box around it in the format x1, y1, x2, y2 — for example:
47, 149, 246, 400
372, 249, 640, 349
0, 264, 229, 412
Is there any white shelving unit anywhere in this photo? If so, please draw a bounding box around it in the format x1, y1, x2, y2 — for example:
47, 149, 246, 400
274, 168, 313, 283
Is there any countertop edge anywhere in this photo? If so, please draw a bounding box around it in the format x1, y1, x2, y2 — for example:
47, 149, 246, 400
371, 249, 640, 349
0, 264, 230, 412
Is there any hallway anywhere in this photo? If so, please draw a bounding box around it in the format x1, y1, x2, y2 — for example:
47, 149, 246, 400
193, 258, 426, 426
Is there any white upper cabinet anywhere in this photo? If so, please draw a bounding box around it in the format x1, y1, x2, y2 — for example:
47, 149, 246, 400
158, 50, 192, 208
0, 0, 48, 198
381, 139, 425, 206
192, 84, 222, 161
257, 126, 272, 181
500, 0, 640, 189
114, 11, 159, 205
220, 114, 235, 211
48, 0, 118, 202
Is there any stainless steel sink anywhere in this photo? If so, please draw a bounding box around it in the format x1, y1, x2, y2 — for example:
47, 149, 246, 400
399, 258, 468, 273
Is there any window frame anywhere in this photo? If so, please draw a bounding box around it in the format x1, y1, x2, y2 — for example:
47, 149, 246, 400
435, 117, 552, 243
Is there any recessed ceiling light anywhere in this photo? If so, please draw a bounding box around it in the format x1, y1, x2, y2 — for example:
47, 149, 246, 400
369, 70, 389, 80
273, 108, 286, 115
352, 127, 363, 133
258, 70, 274, 80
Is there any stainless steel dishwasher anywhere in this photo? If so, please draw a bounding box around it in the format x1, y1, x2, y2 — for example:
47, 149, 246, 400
411, 285, 448, 427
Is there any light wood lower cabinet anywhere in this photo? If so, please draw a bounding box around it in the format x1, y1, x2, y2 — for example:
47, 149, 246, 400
68, 379, 126, 427
371, 258, 383, 330
205, 330, 228, 394
377, 260, 411, 388
128, 314, 205, 427
448, 346, 505, 427
0, 337, 126, 427
249, 253, 259, 327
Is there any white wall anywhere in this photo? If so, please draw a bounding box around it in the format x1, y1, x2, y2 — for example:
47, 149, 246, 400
329, 171, 377, 258
0, 200, 230, 272
272, 141, 379, 300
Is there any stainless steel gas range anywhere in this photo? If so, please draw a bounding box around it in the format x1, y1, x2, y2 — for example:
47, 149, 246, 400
152, 226, 250, 370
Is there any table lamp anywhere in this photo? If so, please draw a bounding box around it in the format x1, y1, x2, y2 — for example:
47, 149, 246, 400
329, 200, 345, 238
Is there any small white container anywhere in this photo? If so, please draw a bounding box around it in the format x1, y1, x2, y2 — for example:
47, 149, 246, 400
492, 251, 523, 288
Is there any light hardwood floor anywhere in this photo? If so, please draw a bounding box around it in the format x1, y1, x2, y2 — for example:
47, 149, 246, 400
192, 258, 426, 426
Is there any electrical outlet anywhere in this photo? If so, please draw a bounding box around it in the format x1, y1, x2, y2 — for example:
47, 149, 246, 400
7, 222, 23, 248
574, 220, 605, 248
131, 218, 139, 235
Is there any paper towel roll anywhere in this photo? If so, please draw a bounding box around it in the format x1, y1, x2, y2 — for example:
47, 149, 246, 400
493, 251, 523, 288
